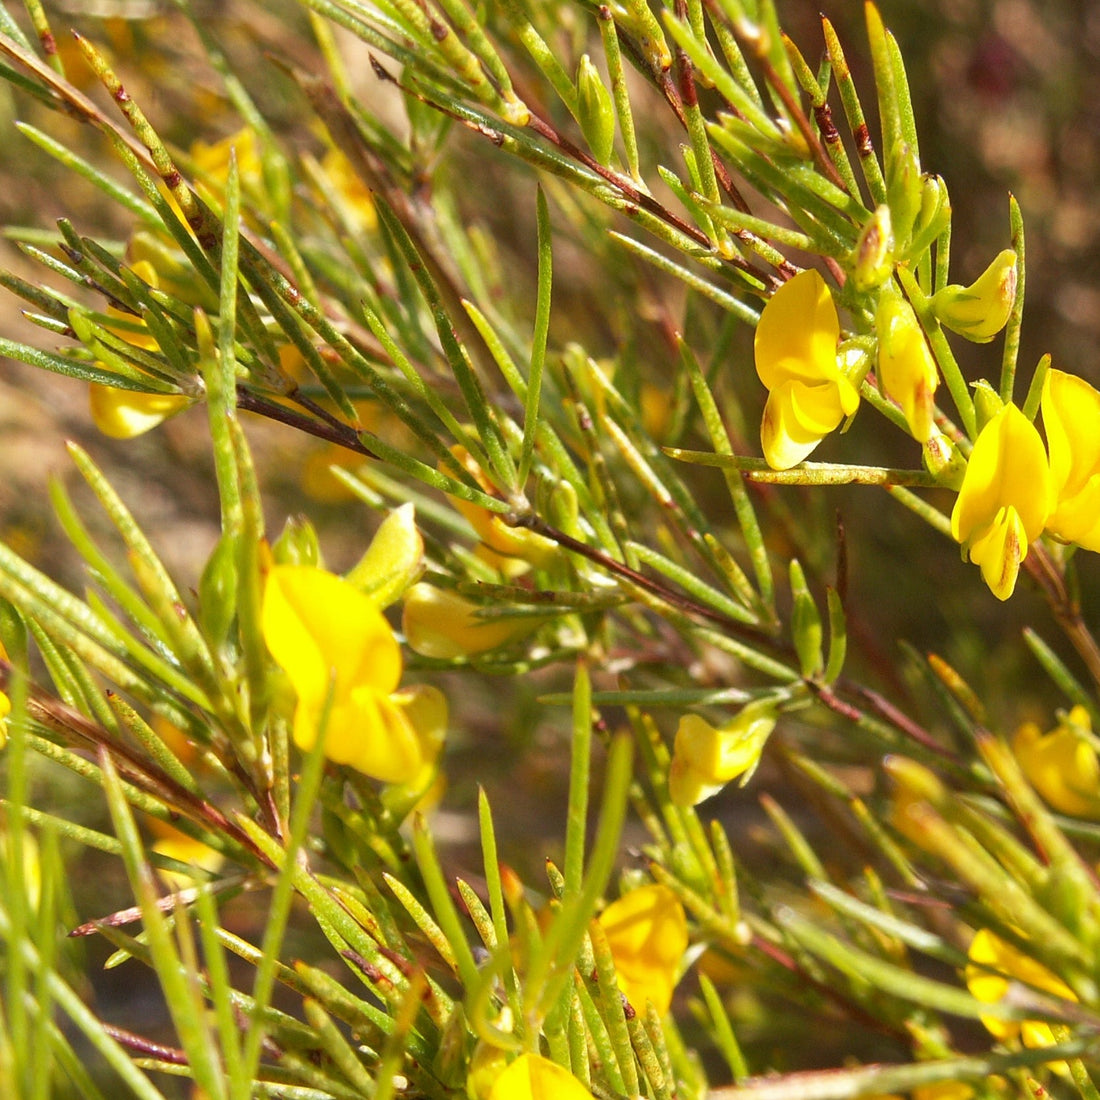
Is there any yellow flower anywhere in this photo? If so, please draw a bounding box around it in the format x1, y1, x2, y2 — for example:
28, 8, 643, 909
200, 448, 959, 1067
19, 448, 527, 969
931, 249, 1017, 343
90, 386, 192, 439
402, 583, 536, 659
88, 259, 191, 438
876, 293, 938, 442
1013, 705, 1100, 819
966, 928, 1076, 1056
950, 404, 1052, 600
0, 690, 9, 750
148, 819, 225, 891
598, 883, 687, 1015
189, 126, 266, 208
319, 147, 377, 233
488, 1053, 594, 1100
261, 565, 444, 783
1041, 369, 1100, 552
755, 269, 860, 470
668, 703, 777, 806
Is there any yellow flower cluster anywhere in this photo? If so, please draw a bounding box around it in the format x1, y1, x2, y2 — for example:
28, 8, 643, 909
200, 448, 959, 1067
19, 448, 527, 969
755, 257, 1100, 600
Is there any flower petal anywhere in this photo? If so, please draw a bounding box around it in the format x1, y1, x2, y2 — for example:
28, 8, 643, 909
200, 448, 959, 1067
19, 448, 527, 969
754, 269, 840, 389
90, 385, 191, 439
598, 883, 688, 1015
1043, 369, 1100, 550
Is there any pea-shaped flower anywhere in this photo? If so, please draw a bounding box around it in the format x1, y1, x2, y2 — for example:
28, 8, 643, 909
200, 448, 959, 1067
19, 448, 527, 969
950, 404, 1052, 600
755, 269, 860, 470
1013, 705, 1100, 819
931, 249, 1017, 343
1041, 369, 1100, 552
668, 703, 777, 806
598, 883, 687, 1015
261, 564, 440, 783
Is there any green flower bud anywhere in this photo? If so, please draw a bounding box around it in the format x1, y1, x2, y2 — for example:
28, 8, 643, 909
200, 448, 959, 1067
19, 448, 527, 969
851, 204, 895, 292
886, 140, 922, 248
198, 531, 239, 647
905, 174, 951, 260
922, 429, 966, 490
576, 54, 615, 165
789, 559, 822, 679
931, 249, 1018, 343
971, 378, 1005, 433
271, 514, 321, 567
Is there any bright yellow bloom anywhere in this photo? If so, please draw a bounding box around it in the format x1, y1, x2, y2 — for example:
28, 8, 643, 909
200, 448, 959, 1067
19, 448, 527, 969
90, 387, 192, 439
755, 269, 860, 470
950, 404, 1052, 600
1013, 705, 1100, 819
261, 565, 443, 783
0, 690, 9, 751
966, 928, 1076, 1057
488, 1053, 595, 1100
598, 883, 687, 1015
1041, 369, 1100, 552
932, 249, 1017, 343
190, 126, 266, 207
668, 703, 777, 806
876, 293, 938, 442
89, 259, 191, 438
402, 583, 535, 659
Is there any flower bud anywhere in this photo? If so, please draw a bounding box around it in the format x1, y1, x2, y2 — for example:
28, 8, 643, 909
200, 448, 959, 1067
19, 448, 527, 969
886, 140, 922, 248
402, 583, 535, 659
198, 531, 239, 648
904, 175, 951, 261
931, 249, 1017, 343
788, 559, 823, 678
922, 429, 966, 489
875, 291, 938, 442
850, 204, 895, 292
971, 378, 1004, 434
271, 514, 321, 567
576, 54, 615, 166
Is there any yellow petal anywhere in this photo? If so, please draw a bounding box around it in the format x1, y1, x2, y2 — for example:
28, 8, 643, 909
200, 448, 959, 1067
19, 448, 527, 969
760, 382, 833, 470
598, 883, 688, 1015
345, 503, 425, 607
966, 928, 1076, 1045
1013, 707, 1100, 818
754, 269, 840, 390
1042, 369, 1100, 551
668, 706, 777, 806
966, 504, 1026, 601
488, 1054, 595, 1100
262, 565, 402, 703
876, 294, 939, 442
262, 565, 422, 781
89, 385, 191, 439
